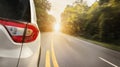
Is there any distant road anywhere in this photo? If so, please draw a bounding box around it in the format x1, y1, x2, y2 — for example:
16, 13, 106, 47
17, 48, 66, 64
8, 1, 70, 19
39, 32, 120, 67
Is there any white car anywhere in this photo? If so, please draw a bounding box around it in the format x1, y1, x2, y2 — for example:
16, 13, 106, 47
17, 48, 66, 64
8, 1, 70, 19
0, 0, 41, 67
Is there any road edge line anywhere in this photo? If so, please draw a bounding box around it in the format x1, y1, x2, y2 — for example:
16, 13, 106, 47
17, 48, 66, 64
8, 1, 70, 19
99, 57, 118, 67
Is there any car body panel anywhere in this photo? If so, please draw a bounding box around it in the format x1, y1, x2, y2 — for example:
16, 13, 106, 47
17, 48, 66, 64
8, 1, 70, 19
0, 0, 41, 67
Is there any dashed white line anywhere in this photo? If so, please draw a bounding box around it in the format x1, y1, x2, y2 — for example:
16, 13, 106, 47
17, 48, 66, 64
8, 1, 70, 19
99, 57, 118, 67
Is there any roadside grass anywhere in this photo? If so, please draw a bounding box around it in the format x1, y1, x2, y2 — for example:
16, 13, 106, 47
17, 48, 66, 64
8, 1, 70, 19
77, 36, 120, 52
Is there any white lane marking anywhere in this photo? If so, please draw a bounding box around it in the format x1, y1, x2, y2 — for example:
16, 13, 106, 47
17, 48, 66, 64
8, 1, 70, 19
99, 57, 118, 67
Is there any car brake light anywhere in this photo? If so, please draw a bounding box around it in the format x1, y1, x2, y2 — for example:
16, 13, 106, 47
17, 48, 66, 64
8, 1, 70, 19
0, 19, 39, 43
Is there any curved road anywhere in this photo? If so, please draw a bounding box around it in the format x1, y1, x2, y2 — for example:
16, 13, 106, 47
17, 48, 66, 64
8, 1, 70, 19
39, 32, 120, 67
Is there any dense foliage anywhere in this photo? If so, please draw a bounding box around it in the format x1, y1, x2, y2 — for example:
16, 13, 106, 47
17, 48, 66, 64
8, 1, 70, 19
61, 0, 120, 45
34, 0, 55, 31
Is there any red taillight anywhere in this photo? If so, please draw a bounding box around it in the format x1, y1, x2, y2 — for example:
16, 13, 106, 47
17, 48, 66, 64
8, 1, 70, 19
0, 19, 39, 43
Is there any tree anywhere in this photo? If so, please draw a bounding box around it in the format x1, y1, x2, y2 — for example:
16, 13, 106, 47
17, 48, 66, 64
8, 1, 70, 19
34, 0, 55, 31
99, 0, 110, 5
62, 0, 120, 45
61, 2, 88, 35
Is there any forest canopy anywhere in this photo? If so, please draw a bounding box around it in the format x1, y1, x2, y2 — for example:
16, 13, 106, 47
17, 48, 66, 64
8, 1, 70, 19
61, 0, 120, 45
34, 0, 55, 31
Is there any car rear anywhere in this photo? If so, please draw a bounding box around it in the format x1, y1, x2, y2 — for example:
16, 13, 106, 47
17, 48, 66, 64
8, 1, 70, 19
0, 0, 41, 67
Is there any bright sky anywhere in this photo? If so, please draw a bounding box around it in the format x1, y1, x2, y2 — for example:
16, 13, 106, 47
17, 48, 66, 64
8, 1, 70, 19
48, 0, 96, 23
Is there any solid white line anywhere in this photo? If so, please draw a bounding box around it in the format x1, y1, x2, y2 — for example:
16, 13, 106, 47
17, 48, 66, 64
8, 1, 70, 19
99, 57, 118, 67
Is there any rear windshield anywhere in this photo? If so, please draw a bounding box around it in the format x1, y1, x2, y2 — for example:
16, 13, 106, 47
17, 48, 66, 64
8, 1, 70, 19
0, 0, 30, 22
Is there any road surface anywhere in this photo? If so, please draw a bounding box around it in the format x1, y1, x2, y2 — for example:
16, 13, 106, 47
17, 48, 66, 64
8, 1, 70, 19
39, 32, 120, 67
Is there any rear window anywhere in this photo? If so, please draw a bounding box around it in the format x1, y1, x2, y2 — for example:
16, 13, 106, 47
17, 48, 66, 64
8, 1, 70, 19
0, 0, 31, 22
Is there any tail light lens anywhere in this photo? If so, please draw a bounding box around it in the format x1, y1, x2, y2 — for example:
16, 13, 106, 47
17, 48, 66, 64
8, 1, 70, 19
0, 19, 39, 43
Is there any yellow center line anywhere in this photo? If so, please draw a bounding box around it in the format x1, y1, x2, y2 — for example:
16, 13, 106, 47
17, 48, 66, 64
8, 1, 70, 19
45, 50, 51, 67
51, 39, 59, 67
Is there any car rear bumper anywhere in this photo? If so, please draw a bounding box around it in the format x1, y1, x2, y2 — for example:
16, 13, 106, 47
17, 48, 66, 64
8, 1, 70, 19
0, 50, 40, 67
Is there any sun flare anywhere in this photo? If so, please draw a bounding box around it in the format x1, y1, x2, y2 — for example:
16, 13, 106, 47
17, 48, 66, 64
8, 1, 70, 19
54, 23, 60, 32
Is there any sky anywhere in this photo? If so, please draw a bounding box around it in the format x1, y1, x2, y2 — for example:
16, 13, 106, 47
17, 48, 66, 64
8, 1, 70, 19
48, 0, 96, 23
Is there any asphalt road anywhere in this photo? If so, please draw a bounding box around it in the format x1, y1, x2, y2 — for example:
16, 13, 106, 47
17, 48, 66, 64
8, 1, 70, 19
39, 32, 120, 67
